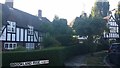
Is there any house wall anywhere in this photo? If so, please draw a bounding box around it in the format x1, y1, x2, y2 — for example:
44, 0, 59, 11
107, 18, 119, 38
0, 26, 42, 42
0, 25, 43, 50
104, 15, 119, 39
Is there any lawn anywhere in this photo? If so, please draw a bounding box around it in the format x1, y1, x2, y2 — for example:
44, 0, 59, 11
85, 51, 108, 66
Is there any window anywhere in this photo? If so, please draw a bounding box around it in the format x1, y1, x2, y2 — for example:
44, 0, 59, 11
4, 44, 8, 49
28, 25, 34, 35
10, 44, 12, 48
13, 44, 17, 48
26, 43, 34, 49
4, 43, 17, 50
7, 21, 16, 33
39, 37, 43, 42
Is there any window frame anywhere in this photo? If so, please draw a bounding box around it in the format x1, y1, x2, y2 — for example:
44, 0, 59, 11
26, 43, 34, 49
7, 21, 16, 33
28, 25, 34, 35
4, 44, 8, 49
4, 43, 17, 50
39, 36, 43, 42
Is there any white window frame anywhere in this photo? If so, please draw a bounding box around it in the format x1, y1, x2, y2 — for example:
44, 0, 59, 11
7, 21, 16, 33
4, 43, 17, 50
39, 36, 43, 42
28, 25, 34, 35
26, 43, 34, 49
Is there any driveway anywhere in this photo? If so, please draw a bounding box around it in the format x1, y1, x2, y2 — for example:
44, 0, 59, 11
64, 51, 111, 67
64, 55, 87, 67
104, 55, 116, 68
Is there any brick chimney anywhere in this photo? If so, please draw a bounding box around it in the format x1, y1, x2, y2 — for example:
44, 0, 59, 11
5, 0, 13, 8
38, 10, 42, 18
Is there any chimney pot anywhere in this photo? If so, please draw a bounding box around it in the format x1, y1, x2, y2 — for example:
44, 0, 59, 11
38, 10, 42, 18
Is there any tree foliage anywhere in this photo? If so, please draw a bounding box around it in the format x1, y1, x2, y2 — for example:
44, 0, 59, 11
43, 34, 61, 48
39, 22, 53, 34
52, 17, 75, 46
118, 1, 120, 11
72, 16, 107, 42
41, 15, 75, 47
52, 18, 73, 36
91, 0, 109, 17
114, 1, 120, 42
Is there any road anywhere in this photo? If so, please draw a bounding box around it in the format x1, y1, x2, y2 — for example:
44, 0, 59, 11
64, 55, 87, 67
104, 55, 118, 68
64, 51, 113, 68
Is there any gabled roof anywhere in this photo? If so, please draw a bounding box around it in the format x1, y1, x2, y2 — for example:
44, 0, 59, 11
103, 14, 117, 23
1, 3, 50, 31
109, 15, 116, 22
41, 17, 51, 23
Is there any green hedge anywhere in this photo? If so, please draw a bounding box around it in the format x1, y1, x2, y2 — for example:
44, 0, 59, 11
2, 43, 107, 67
2, 47, 65, 67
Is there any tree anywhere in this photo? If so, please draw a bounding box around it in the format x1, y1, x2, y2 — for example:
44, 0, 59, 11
53, 15, 59, 20
91, 0, 109, 17
52, 17, 73, 37
43, 34, 61, 48
42, 15, 75, 47
0, 5, 2, 36
118, 1, 120, 12
118, 1, 120, 42
80, 11, 87, 18
114, 1, 120, 42
52, 16, 75, 46
72, 16, 107, 42
72, 15, 108, 54
39, 22, 53, 34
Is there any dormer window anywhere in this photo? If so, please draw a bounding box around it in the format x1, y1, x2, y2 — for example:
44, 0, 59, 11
28, 25, 34, 35
7, 21, 16, 33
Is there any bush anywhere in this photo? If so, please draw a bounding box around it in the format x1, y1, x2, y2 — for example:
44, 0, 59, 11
56, 35, 78, 46
12, 45, 26, 51
2, 43, 107, 67
43, 35, 61, 48
2, 44, 90, 67
2, 47, 65, 67
96, 38, 109, 51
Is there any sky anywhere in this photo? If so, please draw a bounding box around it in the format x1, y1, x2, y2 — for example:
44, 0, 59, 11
0, 0, 119, 23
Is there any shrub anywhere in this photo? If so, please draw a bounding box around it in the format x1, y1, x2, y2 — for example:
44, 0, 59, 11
12, 45, 26, 51
56, 35, 78, 46
2, 43, 107, 67
43, 35, 61, 48
2, 47, 65, 67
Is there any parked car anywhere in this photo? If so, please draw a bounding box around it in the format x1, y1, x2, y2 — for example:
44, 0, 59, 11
108, 43, 120, 65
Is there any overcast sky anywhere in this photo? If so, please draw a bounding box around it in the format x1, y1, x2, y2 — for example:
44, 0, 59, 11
0, 0, 119, 23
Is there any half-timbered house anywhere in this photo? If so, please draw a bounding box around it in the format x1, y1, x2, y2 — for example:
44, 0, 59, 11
103, 13, 119, 39
0, 0, 50, 51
